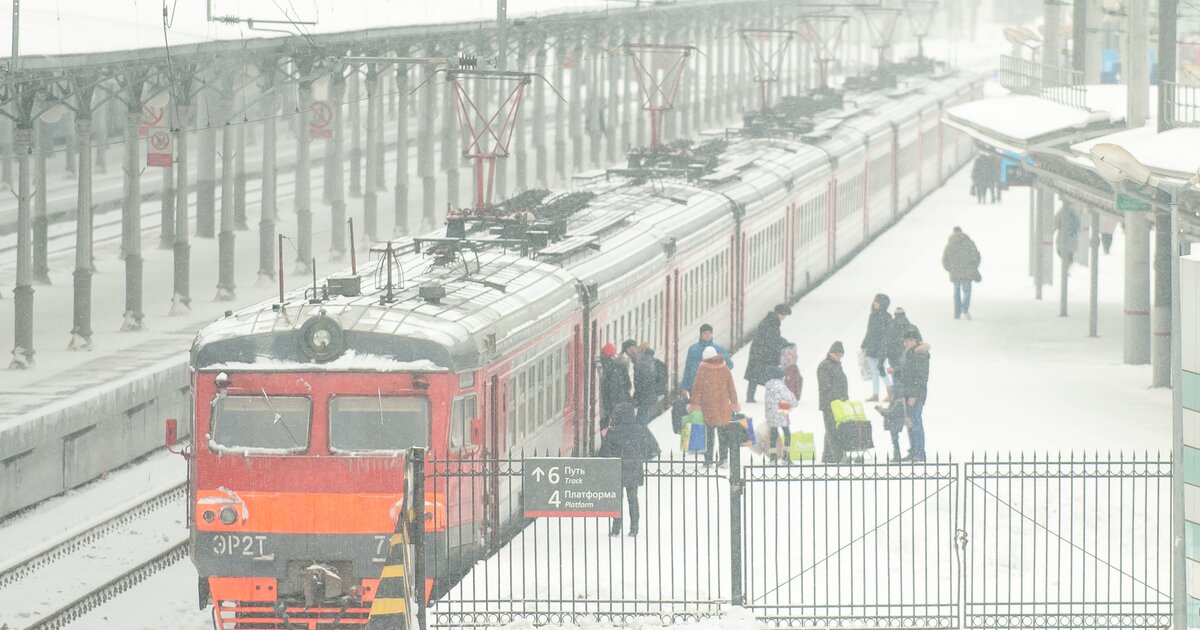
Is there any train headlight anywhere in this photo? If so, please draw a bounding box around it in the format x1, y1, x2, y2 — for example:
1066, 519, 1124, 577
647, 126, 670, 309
219, 507, 238, 525
298, 314, 345, 362
202, 510, 215, 523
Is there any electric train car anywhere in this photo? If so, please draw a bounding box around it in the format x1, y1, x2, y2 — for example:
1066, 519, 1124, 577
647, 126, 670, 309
179, 69, 985, 628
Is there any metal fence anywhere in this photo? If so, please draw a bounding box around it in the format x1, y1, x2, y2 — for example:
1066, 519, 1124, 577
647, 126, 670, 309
409, 451, 1171, 629
1161, 81, 1200, 128
999, 55, 1089, 111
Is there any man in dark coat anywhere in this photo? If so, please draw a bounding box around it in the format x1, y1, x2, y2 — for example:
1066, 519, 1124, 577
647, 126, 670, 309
744, 303, 791, 402
817, 341, 849, 463
884, 307, 918, 381
895, 327, 931, 462
970, 153, 989, 204
634, 346, 664, 424
600, 343, 633, 431
860, 293, 892, 402
942, 226, 981, 320
596, 402, 661, 536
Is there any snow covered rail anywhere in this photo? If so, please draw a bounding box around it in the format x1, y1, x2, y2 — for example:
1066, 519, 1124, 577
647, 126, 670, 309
25, 541, 188, 630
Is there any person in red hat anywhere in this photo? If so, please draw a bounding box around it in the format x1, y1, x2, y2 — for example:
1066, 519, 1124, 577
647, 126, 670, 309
599, 342, 631, 431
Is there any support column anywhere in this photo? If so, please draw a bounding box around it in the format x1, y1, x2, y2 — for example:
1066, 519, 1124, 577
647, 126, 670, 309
0, 116, 11, 190
606, 32, 621, 163
160, 103, 175, 250
690, 22, 701, 133
374, 74, 387, 195
94, 96, 108, 175
1152, 212, 1171, 385
329, 68, 347, 256
1089, 210, 1100, 337
534, 42, 549, 186
258, 86, 278, 285
442, 49, 460, 209
64, 110, 77, 179
587, 39, 603, 167
364, 63, 379, 241
12, 123, 34, 368
122, 104, 145, 330
217, 112, 237, 301
395, 62, 410, 235
1126, 0, 1150, 128
197, 107, 216, 238
1124, 213, 1152, 363
555, 39, 569, 181
235, 122, 247, 230
1033, 185, 1054, 299
705, 24, 716, 124
295, 76, 314, 275
1085, 0, 1103, 84
69, 106, 94, 351
724, 23, 737, 119
619, 29, 633, 159
349, 66, 363, 197
171, 102, 192, 316
514, 40, 530, 190
419, 44, 438, 232
33, 120, 49, 284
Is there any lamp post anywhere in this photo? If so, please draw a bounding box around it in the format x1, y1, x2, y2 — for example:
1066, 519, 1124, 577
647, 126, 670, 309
1089, 143, 1193, 630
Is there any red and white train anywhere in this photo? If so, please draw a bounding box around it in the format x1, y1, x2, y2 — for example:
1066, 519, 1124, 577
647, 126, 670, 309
179, 69, 986, 628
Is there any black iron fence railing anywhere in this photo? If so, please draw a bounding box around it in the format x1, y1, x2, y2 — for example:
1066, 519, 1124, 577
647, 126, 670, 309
399, 450, 1171, 629
999, 54, 1090, 111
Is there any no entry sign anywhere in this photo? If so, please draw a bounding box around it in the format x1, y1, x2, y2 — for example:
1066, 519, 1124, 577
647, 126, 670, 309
308, 100, 333, 139
147, 129, 172, 167
523, 457, 622, 518
139, 106, 164, 137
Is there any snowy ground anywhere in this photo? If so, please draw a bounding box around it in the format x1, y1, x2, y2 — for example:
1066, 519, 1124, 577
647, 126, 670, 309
7, 151, 1170, 630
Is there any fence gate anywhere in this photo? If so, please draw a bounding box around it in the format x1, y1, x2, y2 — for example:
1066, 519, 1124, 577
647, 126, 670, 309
961, 454, 1172, 629
741, 461, 961, 627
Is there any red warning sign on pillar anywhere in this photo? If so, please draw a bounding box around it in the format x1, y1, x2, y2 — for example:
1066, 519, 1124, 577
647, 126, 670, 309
147, 129, 173, 167
308, 100, 333, 139
139, 106, 164, 137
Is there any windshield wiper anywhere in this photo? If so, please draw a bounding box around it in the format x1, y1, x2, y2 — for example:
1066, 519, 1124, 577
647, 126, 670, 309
261, 387, 301, 448
377, 389, 387, 431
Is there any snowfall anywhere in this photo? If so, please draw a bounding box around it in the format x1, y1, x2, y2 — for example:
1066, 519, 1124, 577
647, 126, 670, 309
0, 153, 1174, 629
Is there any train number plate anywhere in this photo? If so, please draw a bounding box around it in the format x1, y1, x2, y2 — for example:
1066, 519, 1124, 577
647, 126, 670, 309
210, 533, 270, 558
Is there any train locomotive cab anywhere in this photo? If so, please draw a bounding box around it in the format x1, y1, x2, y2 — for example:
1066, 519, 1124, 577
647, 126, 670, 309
189, 359, 466, 627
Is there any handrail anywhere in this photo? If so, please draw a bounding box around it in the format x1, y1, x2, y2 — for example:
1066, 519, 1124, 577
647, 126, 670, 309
1160, 81, 1200, 128
999, 54, 1089, 111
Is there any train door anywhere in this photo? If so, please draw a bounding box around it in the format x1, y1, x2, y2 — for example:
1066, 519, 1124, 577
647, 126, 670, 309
448, 381, 484, 556
484, 375, 501, 550
672, 269, 681, 386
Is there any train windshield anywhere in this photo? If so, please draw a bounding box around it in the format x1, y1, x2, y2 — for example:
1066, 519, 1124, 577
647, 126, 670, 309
329, 395, 429, 453
210, 395, 312, 453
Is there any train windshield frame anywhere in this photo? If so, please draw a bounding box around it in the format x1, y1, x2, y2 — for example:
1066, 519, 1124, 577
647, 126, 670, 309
328, 394, 430, 454
210, 394, 313, 454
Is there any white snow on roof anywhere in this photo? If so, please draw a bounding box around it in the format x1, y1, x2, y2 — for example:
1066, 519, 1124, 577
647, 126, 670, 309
1, 0, 641, 58
1072, 125, 1200, 182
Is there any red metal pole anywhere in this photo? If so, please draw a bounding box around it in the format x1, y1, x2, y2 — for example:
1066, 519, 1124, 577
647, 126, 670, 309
651, 109, 661, 151
486, 157, 496, 208
474, 157, 485, 211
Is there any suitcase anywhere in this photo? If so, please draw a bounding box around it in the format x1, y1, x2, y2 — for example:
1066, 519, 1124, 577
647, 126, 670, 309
789, 431, 817, 462
835, 420, 874, 452
671, 396, 690, 434
831, 400, 868, 426
680, 422, 707, 453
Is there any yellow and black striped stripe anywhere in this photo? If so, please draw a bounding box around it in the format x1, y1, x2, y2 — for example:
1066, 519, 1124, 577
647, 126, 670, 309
366, 507, 417, 629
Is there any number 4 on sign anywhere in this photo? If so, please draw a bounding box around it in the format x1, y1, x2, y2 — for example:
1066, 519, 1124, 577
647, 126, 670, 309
548, 491, 561, 507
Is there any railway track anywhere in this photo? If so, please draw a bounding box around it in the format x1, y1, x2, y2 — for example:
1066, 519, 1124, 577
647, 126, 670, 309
0, 483, 189, 630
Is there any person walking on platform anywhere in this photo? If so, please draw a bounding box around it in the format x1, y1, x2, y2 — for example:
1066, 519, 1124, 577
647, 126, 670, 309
764, 366, 800, 462
817, 342, 849, 463
970, 153, 990, 204
690, 346, 740, 466
896, 327, 931, 462
597, 402, 660, 537
985, 153, 1003, 203
860, 293, 893, 402
780, 342, 803, 400
634, 345, 665, 425
942, 226, 982, 320
744, 304, 791, 402
681, 324, 732, 396
601, 342, 634, 432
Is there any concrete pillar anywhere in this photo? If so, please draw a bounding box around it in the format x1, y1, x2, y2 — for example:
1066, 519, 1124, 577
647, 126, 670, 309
690, 22, 701, 133
0, 116, 11, 190
94, 96, 108, 175
258, 86, 278, 285
620, 31, 633, 159
1124, 214, 1152, 363
160, 103, 175, 250
11, 122, 34, 368
725, 23, 737, 119
64, 110, 77, 179
197, 105, 217, 238
1153, 212, 1172, 385
588, 39, 603, 167
605, 33, 621, 163
328, 68, 348, 255
1125, 0, 1150, 127
1033, 186, 1054, 299
515, 39, 530, 190
70, 102, 95, 351
419, 43, 438, 232
33, 120, 49, 284
394, 62, 410, 235
122, 99, 145, 331
443, 57, 460, 210
704, 24, 716, 126
1089, 210, 1100, 337
217, 111, 237, 301
171, 102, 192, 316
534, 43, 549, 186
1042, 0, 1062, 84
295, 77, 314, 275
235, 122, 247, 230
665, 28, 681, 143
374, 74, 387, 194
568, 39, 583, 169
350, 66, 363, 198
364, 64, 380, 242
1085, 0, 1103, 84
555, 39, 569, 181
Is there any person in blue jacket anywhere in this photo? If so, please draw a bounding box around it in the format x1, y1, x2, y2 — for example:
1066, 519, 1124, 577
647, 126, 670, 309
680, 324, 733, 396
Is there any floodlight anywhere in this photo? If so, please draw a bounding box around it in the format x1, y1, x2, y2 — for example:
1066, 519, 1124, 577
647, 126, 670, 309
1017, 26, 1042, 45
1003, 27, 1027, 47
1089, 143, 1152, 186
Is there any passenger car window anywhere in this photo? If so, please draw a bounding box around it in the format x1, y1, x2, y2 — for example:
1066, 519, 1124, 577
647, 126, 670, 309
449, 394, 478, 450
211, 395, 311, 453
329, 396, 429, 453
